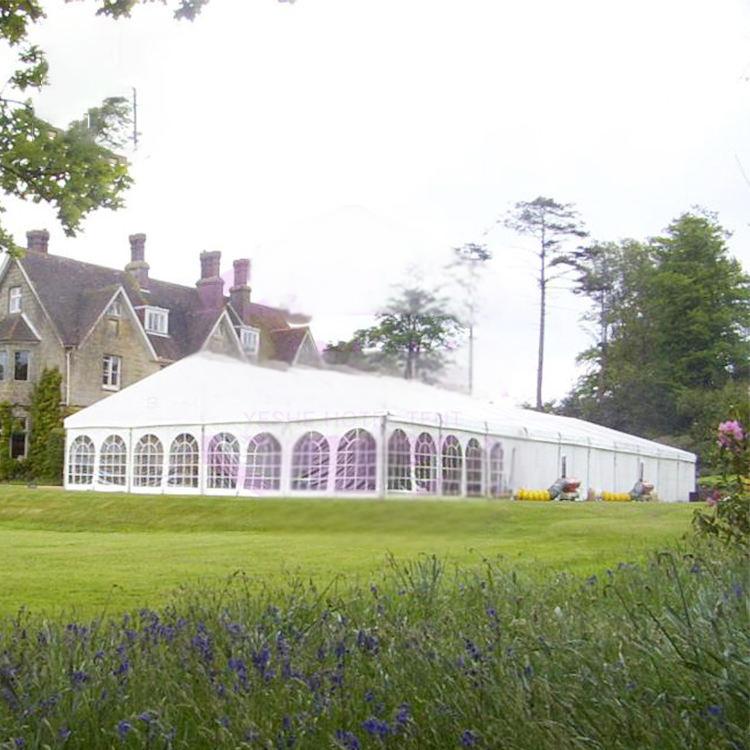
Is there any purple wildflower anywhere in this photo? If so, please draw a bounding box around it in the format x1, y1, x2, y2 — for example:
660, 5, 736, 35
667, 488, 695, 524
70, 670, 89, 688
59, 726, 72, 742
117, 720, 132, 739
335, 730, 361, 750
362, 717, 390, 738
461, 729, 478, 747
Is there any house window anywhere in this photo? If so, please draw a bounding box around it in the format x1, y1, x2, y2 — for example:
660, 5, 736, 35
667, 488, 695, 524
10, 417, 27, 459
8, 287, 21, 314
144, 307, 169, 335
0, 351, 6, 381
240, 326, 260, 355
102, 354, 122, 390
14, 351, 29, 381
107, 299, 122, 317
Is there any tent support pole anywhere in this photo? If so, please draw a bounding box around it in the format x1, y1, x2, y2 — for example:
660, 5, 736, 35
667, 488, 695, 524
379, 414, 387, 500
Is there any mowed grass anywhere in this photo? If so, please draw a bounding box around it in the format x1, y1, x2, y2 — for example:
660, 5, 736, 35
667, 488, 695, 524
0, 486, 696, 616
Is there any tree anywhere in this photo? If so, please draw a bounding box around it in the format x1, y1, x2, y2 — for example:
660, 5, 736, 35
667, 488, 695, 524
0, 0, 290, 254
446, 242, 492, 394
557, 210, 750, 467
504, 197, 587, 409
28, 367, 64, 484
329, 286, 463, 382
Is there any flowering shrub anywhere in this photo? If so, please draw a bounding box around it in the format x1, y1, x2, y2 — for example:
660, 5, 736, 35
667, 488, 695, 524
693, 411, 750, 547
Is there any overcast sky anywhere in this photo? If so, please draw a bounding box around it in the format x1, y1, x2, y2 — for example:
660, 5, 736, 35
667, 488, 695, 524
4, 0, 749, 404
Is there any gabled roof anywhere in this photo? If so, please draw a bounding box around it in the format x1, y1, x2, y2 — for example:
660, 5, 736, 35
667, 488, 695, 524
14, 249, 302, 363
0, 314, 41, 343
270, 327, 311, 364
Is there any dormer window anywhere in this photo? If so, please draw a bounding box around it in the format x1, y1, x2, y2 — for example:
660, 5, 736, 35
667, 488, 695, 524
240, 326, 260, 355
8, 287, 21, 314
107, 299, 122, 317
144, 306, 169, 336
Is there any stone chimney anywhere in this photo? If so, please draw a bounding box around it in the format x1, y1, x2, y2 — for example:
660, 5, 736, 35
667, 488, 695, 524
125, 233, 149, 289
229, 258, 251, 318
197, 250, 225, 310
26, 229, 49, 254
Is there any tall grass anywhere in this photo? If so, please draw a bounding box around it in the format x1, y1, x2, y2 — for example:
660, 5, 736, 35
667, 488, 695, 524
1, 545, 747, 749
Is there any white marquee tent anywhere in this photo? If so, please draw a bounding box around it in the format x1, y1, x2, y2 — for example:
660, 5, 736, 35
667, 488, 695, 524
64, 352, 696, 501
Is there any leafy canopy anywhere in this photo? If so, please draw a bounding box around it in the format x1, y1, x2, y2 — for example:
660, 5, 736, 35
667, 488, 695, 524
0, 0, 291, 254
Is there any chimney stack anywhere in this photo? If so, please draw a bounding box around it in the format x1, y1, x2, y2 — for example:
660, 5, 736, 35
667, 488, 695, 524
197, 250, 225, 310
229, 258, 251, 318
125, 233, 149, 289
26, 229, 49, 254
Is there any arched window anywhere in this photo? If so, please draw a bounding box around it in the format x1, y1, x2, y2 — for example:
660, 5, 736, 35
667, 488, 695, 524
68, 435, 95, 485
441, 435, 462, 496
98, 434, 127, 486
245, 433, 282, 491
133, 434, 164, 488
207, 432, 240, 489
335, 428, 377, 492
291, 431, 330, 491
387, 429, 412, 491
168, 433, 200, 488
489, 442, 505, 496
466, 438, 484, 497
414, 432, 437, 493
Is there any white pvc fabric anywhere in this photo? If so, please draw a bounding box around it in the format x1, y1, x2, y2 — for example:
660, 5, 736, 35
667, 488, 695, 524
64, 352, 696, 501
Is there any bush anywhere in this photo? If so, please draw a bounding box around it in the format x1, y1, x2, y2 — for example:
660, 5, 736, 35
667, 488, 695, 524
693, 408, 750, 548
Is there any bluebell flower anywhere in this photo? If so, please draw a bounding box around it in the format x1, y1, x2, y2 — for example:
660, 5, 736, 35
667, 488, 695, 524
464, 638, 482, 662
113, 660, 129, 677
362, 717, 390, 738
393, 703, 410, 730
218, 716, 230, 728
70, 670, 89, 687
117, 720, 132, 739
586, 575, 598, 586
364, 690, 375, 703
59, 726, 72, 742
523, 664, 534, 678
690, 563, 701, 574
335, 730, 361, 750
707, 705, 723, 718
461, 729, 478, 747
138, 711, 155, 724
14, 739, 25, 748
486, 606, 498, 619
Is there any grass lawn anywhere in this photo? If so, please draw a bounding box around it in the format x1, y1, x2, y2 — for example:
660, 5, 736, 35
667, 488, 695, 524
0, 485, 697, 617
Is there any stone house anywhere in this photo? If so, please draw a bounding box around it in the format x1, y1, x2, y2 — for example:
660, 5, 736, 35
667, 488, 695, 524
0, 229, 320, 459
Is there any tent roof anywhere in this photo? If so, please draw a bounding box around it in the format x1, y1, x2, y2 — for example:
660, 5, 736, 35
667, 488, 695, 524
65, 352, 695, 461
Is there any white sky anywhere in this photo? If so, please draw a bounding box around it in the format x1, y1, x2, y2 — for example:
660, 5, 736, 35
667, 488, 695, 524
4, 0, 749, 404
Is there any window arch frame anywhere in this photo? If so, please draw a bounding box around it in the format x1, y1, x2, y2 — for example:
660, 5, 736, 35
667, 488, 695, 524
68, 435, 95, 486
98, 434, 127, 487
465, 437, 484, 497
168, 433, 200, 489
441, 434, 463, 496
291, 431, 330, 491
207, 432, 241, 490
489, 441, 505, 497
414, 432, 437, 493
132, 434, 164, 488
335, 428, 377, 492
387, 428, 412, 492
245, 432, 282, 491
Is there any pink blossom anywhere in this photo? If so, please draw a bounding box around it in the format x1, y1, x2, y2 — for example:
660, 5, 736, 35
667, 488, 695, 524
717, 420, 745, 451
706, 490, 721, 507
